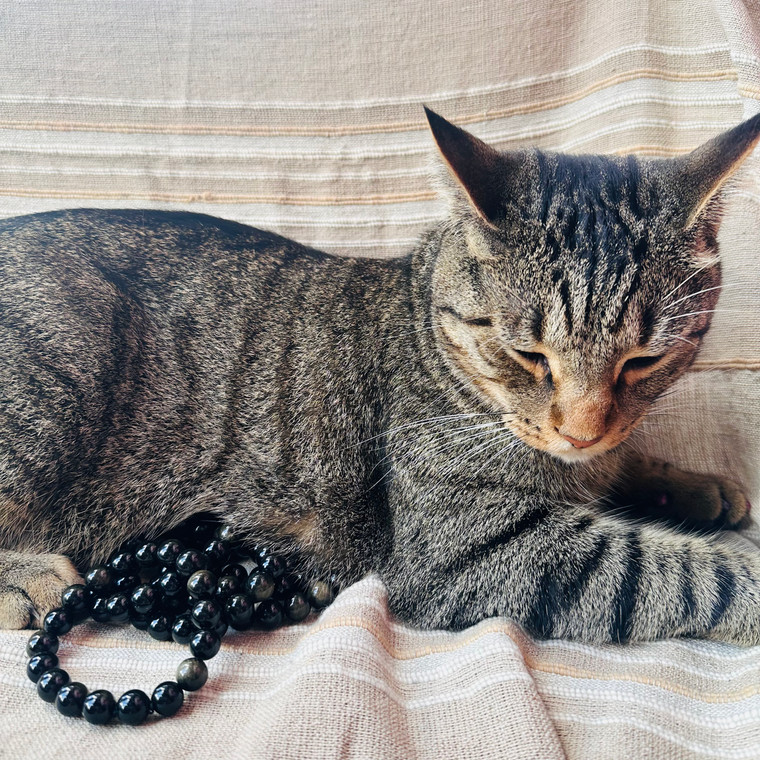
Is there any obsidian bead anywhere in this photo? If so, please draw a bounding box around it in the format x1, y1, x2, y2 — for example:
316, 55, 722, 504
175, 549, 208, 576
191, 599, 221, 630
246, 571, 275, 602
43, 608, 73, 636
162, 593, 190, 615
158, 570, 184, 597
224, 593, 254, 630
84, 566, 112, 595
148, 614, 173, 641
135, 542, 159, 568
214, 620, 228, 638
109, 551, 138, 575
260, 554, 287, 580
215, 574, 242, 600
307, 580, 335, 609
117, 689, 152, 725
257, 599, 283, 629
82, 689, 116, 725
189, 629, 221, 660
104, 593, 129, 623
60, 584, 91, 621
90, 596, 112, 623
55, 681, 88, 717
27, 652, 58, 682
273, 574, 298, 600
37, 668, 70, 702
26, 630, 59, 658
156, 539, 184, 567
113, 573, 141, 592
151, 681, 184, 717
251, 543, 271, 564
221, 563, 248, 583
130, 584, 160, 615
129, 611, 150, 631
190, 520, 216, 545
284, 592, 311, 622
171, 613, 195, 645
187, 569, 217, 599
176, 657, 208, 691
203, 539, 229, 567
215, 524, 236, 543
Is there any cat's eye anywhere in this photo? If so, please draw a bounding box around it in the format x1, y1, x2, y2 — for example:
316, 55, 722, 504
464, 316, 492, 327
513, 349, 552, 382
620, 354, 664, 376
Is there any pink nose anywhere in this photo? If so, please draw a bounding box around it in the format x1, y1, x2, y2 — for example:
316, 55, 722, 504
561, 433, 604, 449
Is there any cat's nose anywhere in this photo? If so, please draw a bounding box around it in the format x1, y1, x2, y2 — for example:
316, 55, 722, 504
560, 433, 604, 449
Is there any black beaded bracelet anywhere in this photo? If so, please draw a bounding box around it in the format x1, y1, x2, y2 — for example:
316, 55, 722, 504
25, 519, 337, 726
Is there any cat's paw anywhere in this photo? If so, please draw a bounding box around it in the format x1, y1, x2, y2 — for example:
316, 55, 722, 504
622, 457, 751, 530
0, 550, 82, 629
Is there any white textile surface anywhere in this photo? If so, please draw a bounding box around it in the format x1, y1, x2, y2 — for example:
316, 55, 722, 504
1, 1, 760, 757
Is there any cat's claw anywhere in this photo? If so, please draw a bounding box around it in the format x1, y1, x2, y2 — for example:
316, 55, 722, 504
0, 551, 81, 629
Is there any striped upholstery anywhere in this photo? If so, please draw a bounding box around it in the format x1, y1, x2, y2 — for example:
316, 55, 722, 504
2, 1, 760, 757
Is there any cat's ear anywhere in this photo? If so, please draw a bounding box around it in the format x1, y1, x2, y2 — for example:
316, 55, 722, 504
672, 113, 760, 230
424, 106, 515, 228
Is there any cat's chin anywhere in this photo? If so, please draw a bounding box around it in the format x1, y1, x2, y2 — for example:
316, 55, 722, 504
549, 444, 610, 465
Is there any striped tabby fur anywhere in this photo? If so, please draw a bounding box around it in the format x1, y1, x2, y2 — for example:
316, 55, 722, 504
0, 110, 759, 644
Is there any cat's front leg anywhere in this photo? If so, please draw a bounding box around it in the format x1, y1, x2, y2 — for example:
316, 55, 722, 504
0, 550, 81, 629
617, 453, 751, 529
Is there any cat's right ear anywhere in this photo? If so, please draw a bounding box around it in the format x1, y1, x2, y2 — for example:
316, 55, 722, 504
424, 107, 516, 229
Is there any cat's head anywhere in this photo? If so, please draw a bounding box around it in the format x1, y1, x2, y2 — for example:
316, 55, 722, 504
426, 107, 760, 463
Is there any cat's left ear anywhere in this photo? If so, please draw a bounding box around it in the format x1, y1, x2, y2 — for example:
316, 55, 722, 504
424, 106, 519, 228
672, 113, 760, 230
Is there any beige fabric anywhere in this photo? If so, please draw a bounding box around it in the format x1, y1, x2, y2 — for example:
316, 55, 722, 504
2, 1, 760, 757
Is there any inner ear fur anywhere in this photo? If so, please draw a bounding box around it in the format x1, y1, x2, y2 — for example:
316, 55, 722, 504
424, 106, 518, 228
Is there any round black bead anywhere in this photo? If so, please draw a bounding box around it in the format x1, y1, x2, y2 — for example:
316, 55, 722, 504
215, 574, 242, 600
109, 551, 138, 575
273, 574, 298, 600
60, 584, 91, 620
224, 593, 254, 630
90, 596, 112, 623
176, 658, 208, 691
175, 549, 208, 576
158, 570, 184, 597
221, 563, 248, 583
260, 554, 287, 580
284, 592, 311, 622
84, 566, 112, 595
151, 681, 184, 717
117, 689, 152, 725
257, 599, 283, 629
148, 614, 173, 641
203, 539, 229, 567
82, 689, 116, 725
307, 580, 335, 609
36, 667, 70, 702
162, 593, 190, 615
251, 543, 271, 564
189, 629, 221, 660
187, 569, 217, 600
113, 573, 141, 592
190, 520, 216, 545
129, 611, 150, 630
191, 599, 221, 630
43, 608, 73, 636
134, 542, 159, 568
27, 652, 58, 682
105, 593, 130, 623
26, 630, 59, 658
171, 613, 195, 645
214, 620, 228, 638
156, 539, 184, 567
246, 571, 275, 602
55, 681, 88, 717
130, 584, 160, 616
215, 524, 235, 543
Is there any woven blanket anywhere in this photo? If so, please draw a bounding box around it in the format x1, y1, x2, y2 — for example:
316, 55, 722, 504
1, 1, 760, 757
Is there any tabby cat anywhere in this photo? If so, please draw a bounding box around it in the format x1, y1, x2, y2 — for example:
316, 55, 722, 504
1, 108, 759, 645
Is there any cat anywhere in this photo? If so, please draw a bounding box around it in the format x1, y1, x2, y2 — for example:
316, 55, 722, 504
0, 107, 759, 645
